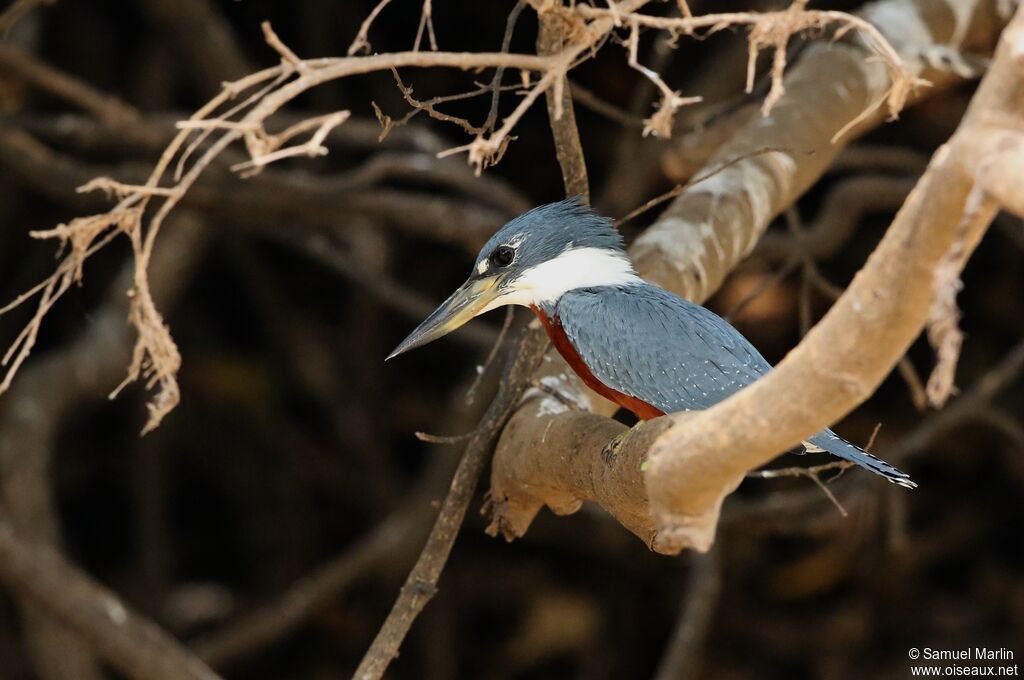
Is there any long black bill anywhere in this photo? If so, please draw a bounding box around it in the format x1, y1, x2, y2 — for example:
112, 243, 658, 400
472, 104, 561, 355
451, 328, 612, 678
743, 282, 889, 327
386, 276, 501, 360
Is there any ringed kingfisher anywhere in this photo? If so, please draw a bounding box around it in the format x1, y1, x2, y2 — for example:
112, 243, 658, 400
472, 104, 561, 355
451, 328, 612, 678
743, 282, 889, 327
388, 198, 915, 488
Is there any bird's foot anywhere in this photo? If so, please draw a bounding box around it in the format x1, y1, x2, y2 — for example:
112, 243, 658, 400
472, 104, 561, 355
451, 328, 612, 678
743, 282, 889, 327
601, 429, 631, 464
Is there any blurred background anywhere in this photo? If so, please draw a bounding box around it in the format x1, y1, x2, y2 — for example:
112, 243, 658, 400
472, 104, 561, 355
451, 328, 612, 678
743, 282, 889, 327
0, 0, 1021, 678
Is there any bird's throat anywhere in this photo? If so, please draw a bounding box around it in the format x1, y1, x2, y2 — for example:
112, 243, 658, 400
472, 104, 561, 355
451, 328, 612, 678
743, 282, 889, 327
530, 306, 664, 421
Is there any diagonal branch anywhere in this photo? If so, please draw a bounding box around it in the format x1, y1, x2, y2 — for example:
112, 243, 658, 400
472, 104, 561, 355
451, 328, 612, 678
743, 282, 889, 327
488, 0, 1019, 554
0, 517, 221, 680
352, 327, 548, 680
632, 0, 1004, 303
643, 4, 1024, 553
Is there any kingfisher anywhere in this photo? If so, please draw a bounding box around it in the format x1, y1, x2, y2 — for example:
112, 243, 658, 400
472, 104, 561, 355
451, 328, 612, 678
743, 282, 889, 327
388, 198, 915, 488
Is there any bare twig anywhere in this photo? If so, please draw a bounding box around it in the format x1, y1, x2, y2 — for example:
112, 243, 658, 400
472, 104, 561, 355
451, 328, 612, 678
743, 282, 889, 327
389, 70, 486, 135
483, 1, 527, 134
570, 80, 645, 128
348, 0, 394, 55
414, 0, 439, 52
625, 17, 701, 138
747, 461, 854, 517
617, 146, 806, 226
783, 203, 929, 410
465, 307, 516, 406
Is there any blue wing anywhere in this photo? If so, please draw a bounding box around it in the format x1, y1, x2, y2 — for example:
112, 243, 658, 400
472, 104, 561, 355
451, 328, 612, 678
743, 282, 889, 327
555, 283, 915, 488
555, 283, 771, 414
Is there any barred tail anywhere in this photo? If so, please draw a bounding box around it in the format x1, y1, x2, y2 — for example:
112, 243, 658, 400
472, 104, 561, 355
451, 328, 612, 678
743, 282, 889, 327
807, 430, 917, 489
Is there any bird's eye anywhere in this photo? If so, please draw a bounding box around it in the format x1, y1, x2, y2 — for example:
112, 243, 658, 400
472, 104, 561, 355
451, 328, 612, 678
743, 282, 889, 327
489, 245, 515, 268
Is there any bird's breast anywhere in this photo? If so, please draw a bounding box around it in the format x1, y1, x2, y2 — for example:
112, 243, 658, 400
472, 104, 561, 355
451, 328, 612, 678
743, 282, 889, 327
530, 306, 664, 421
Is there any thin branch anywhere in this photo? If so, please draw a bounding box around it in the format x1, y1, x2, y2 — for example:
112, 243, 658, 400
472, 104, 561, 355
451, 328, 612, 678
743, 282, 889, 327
652, 550, 722, 680
784, 203, 929, 411
570, 80, 645, 127
353, 328, 548, 679
414, 0, 438, 52
617, 146, 804, 226
484, 1, 527, 134
465, 307, 516, 406
747, 461, 854, 517
625, 16, 701, 138
538, 4, 591, 201
348, 0, 394, 56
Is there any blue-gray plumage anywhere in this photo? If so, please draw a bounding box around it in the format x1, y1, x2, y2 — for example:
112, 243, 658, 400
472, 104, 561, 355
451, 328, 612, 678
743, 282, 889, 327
389, 198, 915, 489
553, 284, 914, 487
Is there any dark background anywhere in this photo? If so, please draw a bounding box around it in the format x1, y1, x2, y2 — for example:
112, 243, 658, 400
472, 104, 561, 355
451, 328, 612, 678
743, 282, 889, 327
0, 1, 1021, 678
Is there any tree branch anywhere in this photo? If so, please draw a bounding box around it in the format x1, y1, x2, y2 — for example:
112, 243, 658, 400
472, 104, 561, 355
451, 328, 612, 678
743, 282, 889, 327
0, 216, 207, 679
538, 7, 590, 202
632, 0, 1004, 302
0, 517, 221, 680
488, 411, 671, 545
353, 327, 548, 679
643, 4, 1023, 553
487, 0, 1020, 555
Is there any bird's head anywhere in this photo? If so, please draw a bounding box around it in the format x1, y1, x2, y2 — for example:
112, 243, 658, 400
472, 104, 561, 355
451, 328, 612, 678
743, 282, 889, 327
387, 197, 638, 359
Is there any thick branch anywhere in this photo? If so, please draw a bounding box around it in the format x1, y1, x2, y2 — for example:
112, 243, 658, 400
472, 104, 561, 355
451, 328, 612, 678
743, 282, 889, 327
0, 217, 206, 680
632, 0, 1004, 303
644, 4, 1024, 553
975, 132, 1024, 219
0, 42, 155, 145
488, 0, 1018, 553
488, 411, 672, 546
0, 518, 221, 680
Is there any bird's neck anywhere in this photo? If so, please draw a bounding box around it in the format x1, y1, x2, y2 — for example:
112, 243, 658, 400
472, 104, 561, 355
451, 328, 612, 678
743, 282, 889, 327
509, 247, 642, 310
